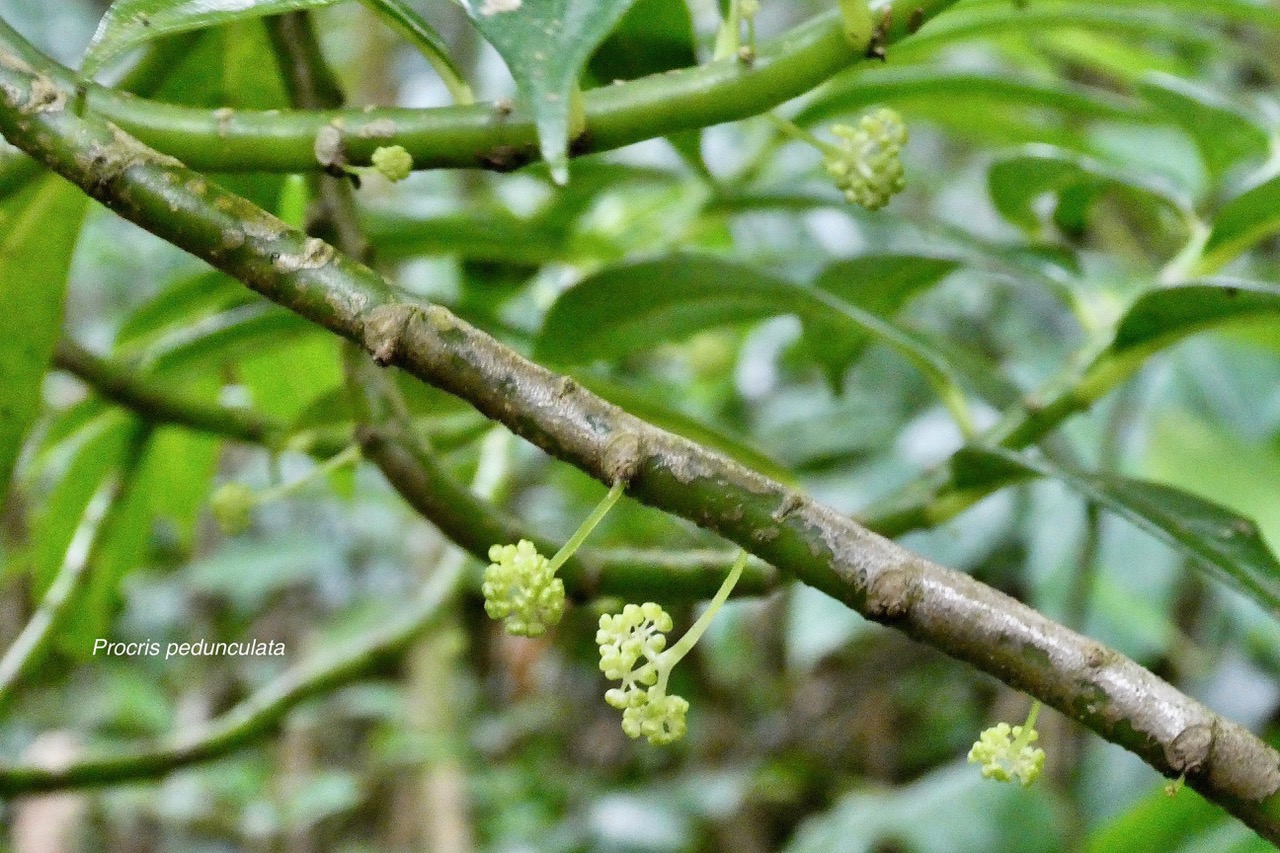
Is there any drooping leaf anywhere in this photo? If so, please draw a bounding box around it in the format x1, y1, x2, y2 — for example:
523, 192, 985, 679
954, 446, 1280, 615
797, 68, 1147, 149
808, 254, 961, 385
1136, 73, 1270, 182
461, 0, 639, 182
115, 269, 253, 349
535, 255, 798, 365
1107, 281, 1280, 359
1199, 175, 1280, 273
0, 176, 88, 504
83, 0, 343, 75
988, 145, 1191, 236
536, 254, 992, 425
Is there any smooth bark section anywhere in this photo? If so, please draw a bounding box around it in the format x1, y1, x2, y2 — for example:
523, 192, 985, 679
3, 18, 1280, 842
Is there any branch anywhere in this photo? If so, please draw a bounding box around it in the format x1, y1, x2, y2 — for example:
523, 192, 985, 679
52, 338, 277, 447
5, 2, 956, 174
4, 19, 1280, 842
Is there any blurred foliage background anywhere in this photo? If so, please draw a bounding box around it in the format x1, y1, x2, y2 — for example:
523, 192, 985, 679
3, 0, 1280, 850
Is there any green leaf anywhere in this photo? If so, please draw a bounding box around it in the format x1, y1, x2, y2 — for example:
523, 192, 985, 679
139, 304, 313, 376
1199, 175, 1280, 273
954, 447, 1280, 614
1108, 281, 1280, 358
1135, 73, 1270, 182
462, 0, 638, 182
115, 270, 254, 349
798, 68, 1147, 144
359, 0, 472, 103
83, 0, 342, 75
1085, 784, 1225, 853
537, 254, 990, 428
988, 145, 1191, 236
586, 0, 695, 83
17, 414, 133, 593
0, 176, 88, 504
809, 254, 961, 386
894, 4, 1225, 64
535, 254, 797, 365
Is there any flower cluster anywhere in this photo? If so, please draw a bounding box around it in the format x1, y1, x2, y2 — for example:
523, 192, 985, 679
370, 145, 413, 183
968, 702, 1046, 787
823, 107, 908, 210
210, 483, 256, 535
597, 603, 689, 745
482, 540, 566, 637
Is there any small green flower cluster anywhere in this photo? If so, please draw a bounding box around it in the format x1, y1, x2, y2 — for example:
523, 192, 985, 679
482, 539, 566, 637
968, 701, 1046, 787
597, 603, 688, 745
210, 483, 256, 535
480, 477, 746, 748
209, 444, 361, 535
370, 145, 413, 183
823, 107, 908, 210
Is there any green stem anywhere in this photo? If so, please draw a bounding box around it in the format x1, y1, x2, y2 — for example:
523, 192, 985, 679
32, 1, 961, 174
661, 550, 748, 668
547, 480, 625, 573
768, 111, 838, 157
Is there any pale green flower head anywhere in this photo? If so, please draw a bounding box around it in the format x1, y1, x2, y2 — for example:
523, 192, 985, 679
211, 483, 256, 535
597, 602, 671, 682
597, 602, 690, 745
371, 145, 413, 183
823, 107, 908, 210
968, 720, 1046, 787
483, 539, 565, 637
621, 689, 689, 745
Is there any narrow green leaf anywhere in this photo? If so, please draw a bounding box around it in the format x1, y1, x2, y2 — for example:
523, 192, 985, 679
798, 68, 1147, 128
808, 254, 961, 386
1200, 175, 1280, 272
1136, 73, 1269, 182
537, 254, 991, 428
0, 176, 88, 504
1109, 280, 1280, 357
894, 4, 1225, 63
17, 414, 133, 593
955, 447, 1280, 614
535, 254, 796, 365
988, 145, 1191, 235
462, 0, 638, 182
83, 0, 343, 76
364, 208, 581, 265
116, 270, 253, 349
